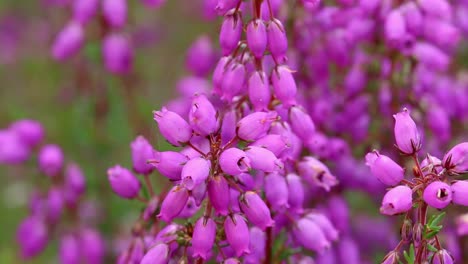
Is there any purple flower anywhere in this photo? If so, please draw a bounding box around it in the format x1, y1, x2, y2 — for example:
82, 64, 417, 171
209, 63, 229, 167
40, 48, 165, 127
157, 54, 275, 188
38, 144, 64, 177
224, 214, 250, 257
250, 134, 289, 157
219, 148, 251, 175
297, 157, 338, 191
130, 136, 154, 175
215, 0, 240, 15
221, 63, 245, 101
0, 130, 31, 164
267, 19, 288, 62
248, 70, 271, 111
264, 172, 289, 210
247, 19, 267, 58
158, 186, 189, 222
380, 185, 413, 215
292, 217, 330, 254
208, 175, 230, 215
213, 56, 230, 94
271, 66, 297, 107
150, 151, 188, 180
240, 191, 274, 231
443, 142, 468, 173
46, 187, 64, 224
102, 0, 127, 28
186, 35, 216, 77
51, 22, 84, 61
450, 181, 468, 206
236, 111, 278, 141
418, 0, 452, 21
432, 249, 454, 264
286, 173, 304, 213
245, 146, 283, 173
220, 12, 242, 55
456, 214, 468, 236
384, 9, 406, 48
393, 108, 421, 154
192, 217, 216, 259
72, 0, 99, 25
79, 228, 104, 264
305, 212, 339, 242
289, 106, 315, 142
102, 34, 133, 75
9, 119, 44, 148
181, 157, 211, 190
107, 165, 141, 199
224, 258, 241, 264
140, 243, 169, 264
423, 181, 452, 209
64, 163, 86, 196
381, 251, 399, 264
16, 216, 48, 259
365, 151, 404, 186
153, 107, 192, 146
59, 234, 80, 264
412, 42, 449, 71
189, 93, 218, 136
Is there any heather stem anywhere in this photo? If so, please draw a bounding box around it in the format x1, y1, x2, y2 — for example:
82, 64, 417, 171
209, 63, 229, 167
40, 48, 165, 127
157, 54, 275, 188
264, 225, 273, 264
143, 174, 154, 197
415, 203, 428, 264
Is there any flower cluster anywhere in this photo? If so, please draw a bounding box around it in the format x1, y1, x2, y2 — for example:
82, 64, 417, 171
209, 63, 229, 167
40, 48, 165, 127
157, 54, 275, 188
0, 120, 104, 263
367, 109, 468, 263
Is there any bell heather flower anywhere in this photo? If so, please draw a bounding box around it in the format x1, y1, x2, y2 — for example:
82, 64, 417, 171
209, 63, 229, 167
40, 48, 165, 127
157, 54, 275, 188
380, 185, 413, 215
423, 181, 452, 209
264, 172, 289, 210
224, 214, 250, 257
245, 227, 265, 263
450, 181, 468, 206
250, 134, 289, 157
412, 42, 450, 71
208, 175, 230, 215
297, 157, 338, 191
46, 187, 64, 223
365, 151, 405, 186
107, 165, 141, 199
384, 9, 406, 48
150, 151, 188, 180
191, 217, 216, 259
158, 186, 189, 222
292, 217, 330, 254
80, 228, 105, 264
185, 35, 216, 77
236, 111, 278, 141
221, 63, 246, 101
153, 107, 192, 146
51, 22, 84, 61
65, 163, 86, 196
59, 234, 80, 264
247, 19, 267, 58
181, 157, 211, 190
102, 0, 127, 28
102, 34, 133, 75
248, 71, 271, 111
9, 119, 44, 148
286, 173, 304, 213
72, 0, 98, 25
189, 93, 218, 136
288, 106, 315, 142
16, 217, 48, 259
130, 136, 154, 175
244, 146, 283, 172
393, 108, 421, 154
140, 243, 170, 264
0, 130, 31, 164
220, 12, 242, 56
305, 212, 339, 242
38, 144, 64, 177
215, 0, 240, 15
239, 191, 274, 230
271, 66, 297, 107
432, 249, 454, 264
267, 19, 288, 62
219, 148, 251, 175
443, 142, 468, 173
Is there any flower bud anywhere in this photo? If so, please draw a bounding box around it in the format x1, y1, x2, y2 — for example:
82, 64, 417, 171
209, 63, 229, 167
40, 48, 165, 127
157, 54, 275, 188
384, 10, 406, 48
393, 108, 421, 154
443, 142, 468, 173
0, 130, 31, 164
59, 234, 80, 264
267, 19, 288, 62
219, 148, 251, 175
264, 172, 289, 210
245, 146, 283, 173
220, 13, 242, 55
418, 0, 452, 21
432, 249, 454, 264
17, 216, 48, 259
192, 218, 216, 259
381, 251, 399, 264
245, 227, 265, 263
102, 0, 127, 28
240, 191, 274, 230
102, 34, 133, 75
305, 212, 339, 242
297, 157, 338, 191
412, 42, 449, 71
80, 228, 105, 264
365, 151, 405, 186
186, 35, 216, 77
182, 157, 211, 190
141, 243, 170, 264
153, 107, 192, 146
221, 63, 245, 102
9, 119, 44, 148
248, 71, 271, 111
150, 151, 188, 180
221, 110, 237, 145
450, 181, 468, 206
65, 163, 86, 196
237, 111, 278, 141
38, 144, 64, 177
189, 94, 218, 136
46, 187, 64, 224
292, 217, 330, 254
73, 0, 98, 25
216, 0, 240, 15
213, 56, 230, 94
456, 213, 468, 236
130, 136, 154, 175
158, 186, 190, 222
400, 219, 412, 242
289, 106, 315, 142
224, 214, 250, 256
286, 173, 304, 213
412, 223, 423, 247
208, 175, 230, 215
337, 236, 360, 264
271, 66, 297, 107
250, 134, 289, 157
51, 22, 84, 61
247, 19, 267, 58
423, 181, 452, 209
380, 185, 413, 215
107, 165, 141, 199
400, 2, 423, 35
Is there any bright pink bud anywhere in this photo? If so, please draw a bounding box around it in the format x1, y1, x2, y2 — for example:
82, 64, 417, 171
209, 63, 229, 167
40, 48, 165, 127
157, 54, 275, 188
46, 187, 64, 224
384, 10, 406, 48
267, 19, 288, 62
189, 94, 218, 136
130, 136, 154, 175
288, 106, 315, 142
365, 151, 405, 186
240, 191, 274, 231
59, 234, 80, 264
221, 63, 245, 101
186, 35, 216, 76
9, 119, 44, 148
107, 165, 141, 199
432, 249, 454, 264
208, 175, 230, 215
51, 22, 84, 61
286, 173, 304, 213
158, 186, 190, 222
150, 151, 188, 180
247, 19, 267, 58
79, 228, 105, 264
245, 146, 283, 172
380, 185, 413, 215
102, 0, 127, 28
192, 217, 216, 259
264, 172, 289, 210
216, 0, 240, 15
451, 181, 468, 206
297, 157, 338, 191
271, 66, 297, 107
73, 0, 98, 24
0, 130, 30, 164
182, 157, 211, 190
248, 71, 271, 111
153, 107, 192, 146
393, 108, 421, 154
16, 216, 48, 259
305, 212, 339, 242
236, 111, 278, 141
418, 0, 452, 21
220, 12, 242, 56
102, 34, 133, 75
38, 144, 64, 177
65, 163, 86, 196
443, 142, 468, 173
292, 217, 330, 254
140, 243, 169, 264
250, 134, 289, 157
221, 110, 237, 145
219, 148, 251, 175
224, 214, 250, 256
213, 56, 230, 94
423, 181, 452, 209
412, 42, 450, 71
